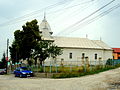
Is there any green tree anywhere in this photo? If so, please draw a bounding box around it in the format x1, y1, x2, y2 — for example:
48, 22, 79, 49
9, 30, 24, 63
34, 40, 51, 66
0, 52, 7, 68
9, 41, 20, 64
10, 19, 62, 67
34, 41, 62, 66
21, 19, 40, 60
49, 45, 63, 59
9, 19, 41, 65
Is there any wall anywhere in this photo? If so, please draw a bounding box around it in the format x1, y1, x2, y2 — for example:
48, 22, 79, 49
56, 48, 113, 62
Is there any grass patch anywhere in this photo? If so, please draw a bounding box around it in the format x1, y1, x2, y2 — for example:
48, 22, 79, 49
30, 64, 120, 78
31, 66, 85, 73
52, 65, 119, 78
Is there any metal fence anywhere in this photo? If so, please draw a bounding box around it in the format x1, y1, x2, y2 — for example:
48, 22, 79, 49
8, 59, 120, 74
29, 59, 120, 73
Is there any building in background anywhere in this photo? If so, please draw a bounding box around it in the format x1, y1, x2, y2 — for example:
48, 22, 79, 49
112, 48, 120, 59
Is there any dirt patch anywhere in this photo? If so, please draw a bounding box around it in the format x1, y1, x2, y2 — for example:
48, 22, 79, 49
1, 68, 120, 90
109, 81, 120, 89
34, 72, 54, 78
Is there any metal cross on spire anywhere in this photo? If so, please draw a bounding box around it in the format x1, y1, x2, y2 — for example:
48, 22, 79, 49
44, 11, 46, 20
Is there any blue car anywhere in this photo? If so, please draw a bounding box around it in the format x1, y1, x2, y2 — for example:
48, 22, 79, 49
14, 67, 33, 78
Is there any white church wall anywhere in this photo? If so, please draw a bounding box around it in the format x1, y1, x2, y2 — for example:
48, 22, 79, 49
56, 48, 113, 62
43, 48, 113, 66
103, 50, 113, 60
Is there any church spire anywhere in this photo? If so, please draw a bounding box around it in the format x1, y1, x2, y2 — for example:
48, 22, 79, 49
40, 12, 53, 38
44, 12, 46, 20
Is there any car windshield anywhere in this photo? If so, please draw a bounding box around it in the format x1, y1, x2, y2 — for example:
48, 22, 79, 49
20, 67, 28, 71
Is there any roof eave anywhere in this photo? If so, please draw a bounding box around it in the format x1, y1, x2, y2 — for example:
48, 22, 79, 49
57, 46, 113, 50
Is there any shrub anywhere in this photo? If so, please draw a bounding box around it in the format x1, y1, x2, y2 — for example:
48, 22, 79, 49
106, 59, 114, 65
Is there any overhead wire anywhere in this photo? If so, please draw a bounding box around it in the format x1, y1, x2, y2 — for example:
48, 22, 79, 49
13, 0, 96, 27
0, 0, 96, 27
56, 0, 116, 36
0, 0, 74, 27
48, 0, 96, 14
65, 4, 120, 35
48, 0, 97, 24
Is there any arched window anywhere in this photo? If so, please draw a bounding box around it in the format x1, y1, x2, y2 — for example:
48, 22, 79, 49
69, 53, 72, 59
95, 54, 97, 60
82, 53, 85, 58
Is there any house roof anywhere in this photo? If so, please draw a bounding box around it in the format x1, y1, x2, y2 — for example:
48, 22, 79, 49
112, 48, 120, 53
39, 19, 52, 32
92, 40, 112, 50
39, 14, 53, 40
53, 36, 112, 50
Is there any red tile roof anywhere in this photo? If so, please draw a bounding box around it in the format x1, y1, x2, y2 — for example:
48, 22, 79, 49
112, 48, 120, 53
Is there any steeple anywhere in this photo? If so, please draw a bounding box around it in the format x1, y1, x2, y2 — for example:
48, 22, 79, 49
39, 12, 53, 40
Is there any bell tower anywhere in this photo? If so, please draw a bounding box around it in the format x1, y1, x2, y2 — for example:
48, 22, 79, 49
39, 12, 53, 40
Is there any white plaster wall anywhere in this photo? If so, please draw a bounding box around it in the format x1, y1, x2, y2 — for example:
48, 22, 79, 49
56, 48, 113, 62
103, 50, 113, 60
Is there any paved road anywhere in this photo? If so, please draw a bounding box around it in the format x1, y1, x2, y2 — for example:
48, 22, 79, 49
0, 68, 120, 90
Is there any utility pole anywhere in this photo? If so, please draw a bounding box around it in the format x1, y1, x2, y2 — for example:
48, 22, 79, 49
6, 39, 9, 74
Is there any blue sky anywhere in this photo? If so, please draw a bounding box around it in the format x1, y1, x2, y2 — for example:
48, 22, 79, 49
0, 0, 120, 59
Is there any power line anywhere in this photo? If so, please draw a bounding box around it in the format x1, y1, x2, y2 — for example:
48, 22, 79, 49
56, 0, 115, 36
15, 0, 95, 25
0, 0, 73, 27
0, 0, 96, 27
48, 0, 95, 14
58, 4, 120, 36
65, 4, 120, 35
48, 0, 97, 24
0, 0, 100, 28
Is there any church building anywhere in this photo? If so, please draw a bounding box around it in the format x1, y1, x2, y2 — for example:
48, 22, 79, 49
39, 14, 113, 64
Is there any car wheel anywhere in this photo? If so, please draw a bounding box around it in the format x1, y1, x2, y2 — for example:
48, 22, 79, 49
20, 74, 22, 78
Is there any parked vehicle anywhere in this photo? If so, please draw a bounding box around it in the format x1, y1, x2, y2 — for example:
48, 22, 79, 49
0, 69, 6, 75
14, 67, 33, 78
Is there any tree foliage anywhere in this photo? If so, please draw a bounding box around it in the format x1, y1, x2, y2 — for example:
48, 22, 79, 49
9, 19, 40, 63
34, 40, 62, 66
0, 52, 7, 68
9, 19, 62, 66
49, 45, 63, 58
